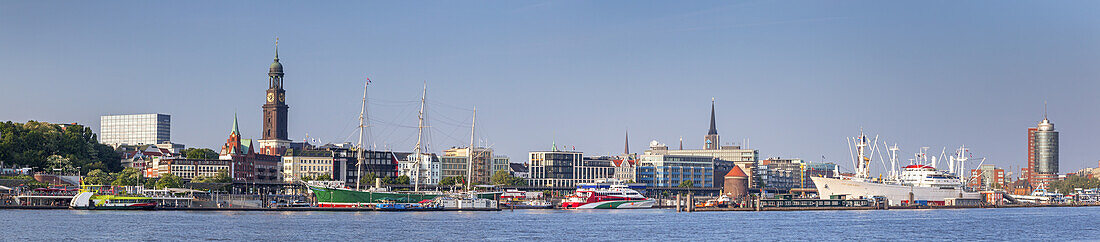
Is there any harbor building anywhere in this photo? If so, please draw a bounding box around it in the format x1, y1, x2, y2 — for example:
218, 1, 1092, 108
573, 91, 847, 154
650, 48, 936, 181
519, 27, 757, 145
968, 164, 1006, 191
217, 115, 282, 184
155, 158, 232, 181
723, 166, 749, 199
314, 143, 401, 187
644, 100, 759, 188
1025, 114, 1059, 192
282, 149, 334, 183
509, 163, 529, 179
635, 154, 720, 187
398, 153, 441, 185
755, 158, 837, 193
440, 147, 497, 184
99, 113, 171, 147
257, 41, 292, 156
526, 149, 615, 187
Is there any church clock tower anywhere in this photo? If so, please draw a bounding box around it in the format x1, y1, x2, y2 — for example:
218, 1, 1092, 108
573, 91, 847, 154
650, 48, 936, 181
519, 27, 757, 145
259, 39, 290, 155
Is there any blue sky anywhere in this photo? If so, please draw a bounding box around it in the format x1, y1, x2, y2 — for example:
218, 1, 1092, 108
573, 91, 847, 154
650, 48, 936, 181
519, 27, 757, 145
2, 1, 1099, 175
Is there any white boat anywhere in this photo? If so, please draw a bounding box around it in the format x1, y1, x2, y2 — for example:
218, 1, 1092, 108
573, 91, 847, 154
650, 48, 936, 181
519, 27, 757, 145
560, 180, 654, 209
813, 131, 980, 206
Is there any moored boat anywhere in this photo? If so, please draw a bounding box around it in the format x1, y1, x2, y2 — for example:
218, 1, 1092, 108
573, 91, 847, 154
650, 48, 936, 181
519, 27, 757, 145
69, 185, 157, 210
560, 180, 654, 209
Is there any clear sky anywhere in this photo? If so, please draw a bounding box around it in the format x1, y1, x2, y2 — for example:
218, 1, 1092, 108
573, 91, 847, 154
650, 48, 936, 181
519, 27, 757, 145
2, 1, 1099, 175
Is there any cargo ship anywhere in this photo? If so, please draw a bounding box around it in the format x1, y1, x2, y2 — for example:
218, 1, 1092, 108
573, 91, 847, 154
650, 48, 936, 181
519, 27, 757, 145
812, 131, 980, 206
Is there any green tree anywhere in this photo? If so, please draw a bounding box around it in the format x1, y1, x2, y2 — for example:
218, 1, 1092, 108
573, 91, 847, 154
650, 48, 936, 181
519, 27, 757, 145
193, 169, 232, 183
144, 177, 158, 188
0, 121, 121, 172
182, 148, 218, 159
1050, 175, 1100, 194
316, 173, 332, 181
440, 176, 466, 187
359, 173, 377, 186
489, 170, 526, 186
110, 167, 143, 186
84, 169, 112, 185
385, 175, 410, 185
678, 180, 694, 188
156, 173, 183, 188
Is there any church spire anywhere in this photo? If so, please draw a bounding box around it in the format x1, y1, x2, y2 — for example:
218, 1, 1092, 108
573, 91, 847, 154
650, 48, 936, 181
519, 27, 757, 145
704, 98, 720, 150
708, 98, 718, 135
624, 130, 629, 155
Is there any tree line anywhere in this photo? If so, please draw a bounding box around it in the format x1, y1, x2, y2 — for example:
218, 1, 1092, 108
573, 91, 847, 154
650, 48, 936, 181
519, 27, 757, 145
0, 121, 121, 173
83, 167, 232, 189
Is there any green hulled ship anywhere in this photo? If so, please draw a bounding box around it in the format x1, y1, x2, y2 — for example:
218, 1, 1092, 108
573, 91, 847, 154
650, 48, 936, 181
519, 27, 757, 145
309, 186, 441, 207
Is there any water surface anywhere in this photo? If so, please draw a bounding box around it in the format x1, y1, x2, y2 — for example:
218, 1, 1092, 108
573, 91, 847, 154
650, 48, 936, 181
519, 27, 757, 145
1, 207, 1097, 241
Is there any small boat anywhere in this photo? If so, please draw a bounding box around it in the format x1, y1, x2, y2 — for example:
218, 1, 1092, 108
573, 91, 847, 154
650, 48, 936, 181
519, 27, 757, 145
374, 200, 443, 211
500, 189, 553, 209
432, 194, 499, 210
69, 185, 157, 210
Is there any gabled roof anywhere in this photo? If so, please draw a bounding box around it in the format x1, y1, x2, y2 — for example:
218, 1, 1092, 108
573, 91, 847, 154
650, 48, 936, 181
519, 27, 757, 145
724, 166, 747, 178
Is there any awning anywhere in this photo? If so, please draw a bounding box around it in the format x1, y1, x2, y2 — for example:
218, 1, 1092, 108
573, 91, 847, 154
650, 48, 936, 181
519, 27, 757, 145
0, 185, 11, 191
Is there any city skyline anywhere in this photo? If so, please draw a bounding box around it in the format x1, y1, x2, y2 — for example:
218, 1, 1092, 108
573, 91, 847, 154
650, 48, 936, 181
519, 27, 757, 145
3, 1, 1100, 174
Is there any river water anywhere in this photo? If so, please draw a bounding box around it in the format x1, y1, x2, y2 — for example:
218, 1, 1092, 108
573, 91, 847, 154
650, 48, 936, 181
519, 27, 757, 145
2, 207, 1098, 241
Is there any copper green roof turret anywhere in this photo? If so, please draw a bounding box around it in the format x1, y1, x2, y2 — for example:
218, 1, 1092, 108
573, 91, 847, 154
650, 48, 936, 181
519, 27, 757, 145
231, 113, 240, 136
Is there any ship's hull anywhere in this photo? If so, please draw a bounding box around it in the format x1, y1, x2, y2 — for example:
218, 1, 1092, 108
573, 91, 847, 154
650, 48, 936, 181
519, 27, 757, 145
309, 186, 441, 207
562, 199, 655, 209
812, 177, 979, 206
74, 202, 158, 210
308, 186, 498, 207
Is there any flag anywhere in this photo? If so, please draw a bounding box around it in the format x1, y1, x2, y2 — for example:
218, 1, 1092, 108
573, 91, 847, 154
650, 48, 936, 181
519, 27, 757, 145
365, 76, 372, 85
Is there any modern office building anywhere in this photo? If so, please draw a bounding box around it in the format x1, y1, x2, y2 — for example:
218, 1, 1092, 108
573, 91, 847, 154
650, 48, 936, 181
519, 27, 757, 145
755, 158, 837, 193
635, 154, 719, 188
99, 113, 171, 146
969, 164, 1006, 191
526, 149, 615, 187
282, 149, 335, 183
1026, 115, 1059, 192
440, 147, 495, 184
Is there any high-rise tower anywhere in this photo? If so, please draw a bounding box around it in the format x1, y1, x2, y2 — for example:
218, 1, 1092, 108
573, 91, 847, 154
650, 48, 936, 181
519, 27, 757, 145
1026, 113, 1058, 192
259, 39, 291, 155
704, 99, 719, 150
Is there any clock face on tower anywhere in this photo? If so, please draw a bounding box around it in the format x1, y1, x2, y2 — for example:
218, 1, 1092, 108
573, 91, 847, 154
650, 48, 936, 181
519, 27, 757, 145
279, 93, 285, 102
267, 93, 275, 102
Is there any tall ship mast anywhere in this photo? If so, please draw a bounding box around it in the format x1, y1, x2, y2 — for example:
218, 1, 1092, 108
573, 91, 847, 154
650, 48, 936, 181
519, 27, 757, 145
356, 80, 368, 190
412, 83, 427, 192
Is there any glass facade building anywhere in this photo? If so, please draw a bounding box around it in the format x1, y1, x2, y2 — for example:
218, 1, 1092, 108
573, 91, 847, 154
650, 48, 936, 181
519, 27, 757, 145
100, 114, 171, 146
636, 154, 717, 188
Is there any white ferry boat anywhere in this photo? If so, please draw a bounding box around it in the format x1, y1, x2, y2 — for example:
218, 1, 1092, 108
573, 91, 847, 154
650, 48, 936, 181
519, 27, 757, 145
812, 131, 980, 206
560, 180, 654, 209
